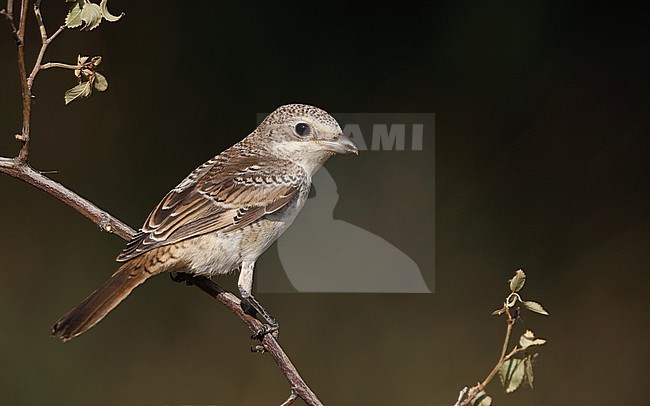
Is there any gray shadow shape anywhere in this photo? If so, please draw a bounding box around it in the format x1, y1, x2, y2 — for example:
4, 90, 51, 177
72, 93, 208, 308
276, 167, 431, 293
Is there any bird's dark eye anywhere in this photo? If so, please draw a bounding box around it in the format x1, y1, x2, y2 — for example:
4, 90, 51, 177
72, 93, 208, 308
294, 122, 311, 137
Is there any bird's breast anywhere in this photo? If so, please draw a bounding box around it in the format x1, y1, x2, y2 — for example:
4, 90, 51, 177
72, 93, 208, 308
182, 183, 311, 277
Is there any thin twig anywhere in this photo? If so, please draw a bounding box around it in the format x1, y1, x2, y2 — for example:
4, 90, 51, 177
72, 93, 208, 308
1, 0, 21, 44
454, 386, 482, 406
16, 0, 29, 162
40, 61, 81, 70
281, 390, 299, 406
33, 0, 45, 39
27, 0, 65, 89
10, 0, 66, 163
458, 306, 516, 405
479, 306, 514, 391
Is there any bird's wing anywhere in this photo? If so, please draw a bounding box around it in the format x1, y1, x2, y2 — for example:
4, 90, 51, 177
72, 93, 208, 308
117, 155, 306, 262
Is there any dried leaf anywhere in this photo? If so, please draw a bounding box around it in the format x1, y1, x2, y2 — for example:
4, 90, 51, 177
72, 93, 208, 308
492, 307, 506, 316
80, 2, 102, 31
522, 300, 549, 316
100, 0, 124, 22
65, 0, 84, 29
524, 354, 535, 389
519, 330, 547, 348
472, 391, 492, 406
509, 269, 526, 292
91, 56, 102, 66
94, 72, 108, 91
64, 81, 93, 104
499, 358, 525, 393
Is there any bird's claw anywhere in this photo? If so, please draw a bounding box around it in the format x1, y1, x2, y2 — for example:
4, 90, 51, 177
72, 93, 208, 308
251, 323, 279, 340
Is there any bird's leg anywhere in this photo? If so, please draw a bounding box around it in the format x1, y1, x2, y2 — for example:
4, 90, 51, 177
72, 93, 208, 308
238, 262, 279, 339
242, 290, 279, 339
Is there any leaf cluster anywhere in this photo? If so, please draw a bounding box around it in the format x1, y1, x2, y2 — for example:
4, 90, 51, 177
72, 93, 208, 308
58, 1, 123, 104
63, 55, 108, 104
65, 0, 123, 31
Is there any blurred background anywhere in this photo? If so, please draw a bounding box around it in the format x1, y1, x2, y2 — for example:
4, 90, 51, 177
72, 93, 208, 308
0, 1, 648, 404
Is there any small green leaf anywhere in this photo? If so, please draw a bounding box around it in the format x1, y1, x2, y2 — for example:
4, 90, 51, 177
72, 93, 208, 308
64, 81, 93, 104
100, 0, 124, 22
94, 72, 108, 91
472, 391, 492, 406
522, 300, 549, 316
509, 269, 526, 292
519, 329, 547, 348
65, 0, 84, 28
524, 354, 535, 389
80, 2, 102, 31
499, 358, 525, 393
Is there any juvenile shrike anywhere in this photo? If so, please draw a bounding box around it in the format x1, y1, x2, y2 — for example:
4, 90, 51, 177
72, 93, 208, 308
52, 104, 357, 341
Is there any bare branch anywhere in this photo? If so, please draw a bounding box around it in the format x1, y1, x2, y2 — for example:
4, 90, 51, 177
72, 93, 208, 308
478, 305, 515, 392
190, 278, 324, 406
33, 0, 45, 40
5, 0, 66, 163
456, 303, 524, 405
40, 61, 80, 70
0, 158, 135, 239
16, 0, 29, 162
28, 0, 65, 89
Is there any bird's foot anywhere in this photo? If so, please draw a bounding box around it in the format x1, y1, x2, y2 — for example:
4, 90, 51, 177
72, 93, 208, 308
251, 322, 279, 340
170, 272, 195, 286
239, 290, 279, 339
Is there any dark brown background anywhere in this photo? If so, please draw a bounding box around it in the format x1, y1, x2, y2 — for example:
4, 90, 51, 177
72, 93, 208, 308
1, 1, 648, 404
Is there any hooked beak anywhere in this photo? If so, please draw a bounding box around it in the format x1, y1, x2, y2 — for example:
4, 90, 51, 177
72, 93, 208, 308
321, 135, 359, 155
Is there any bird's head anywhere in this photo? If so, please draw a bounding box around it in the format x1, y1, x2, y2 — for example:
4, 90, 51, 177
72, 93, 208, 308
252, 104, 358, 175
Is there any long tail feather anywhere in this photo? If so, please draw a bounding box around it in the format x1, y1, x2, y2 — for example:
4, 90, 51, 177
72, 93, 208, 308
52, 262, 152, 341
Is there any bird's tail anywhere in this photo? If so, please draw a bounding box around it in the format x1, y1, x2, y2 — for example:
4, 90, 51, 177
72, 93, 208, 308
52, 262, 153, 341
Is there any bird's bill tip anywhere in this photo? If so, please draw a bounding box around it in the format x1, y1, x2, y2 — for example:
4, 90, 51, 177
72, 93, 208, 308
321, 137, 359, 155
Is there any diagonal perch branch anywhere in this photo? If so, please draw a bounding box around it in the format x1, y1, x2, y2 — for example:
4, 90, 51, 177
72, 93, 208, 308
0, 157, 323, 406
0, 158, 134, 239
190, 278, 323, 405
